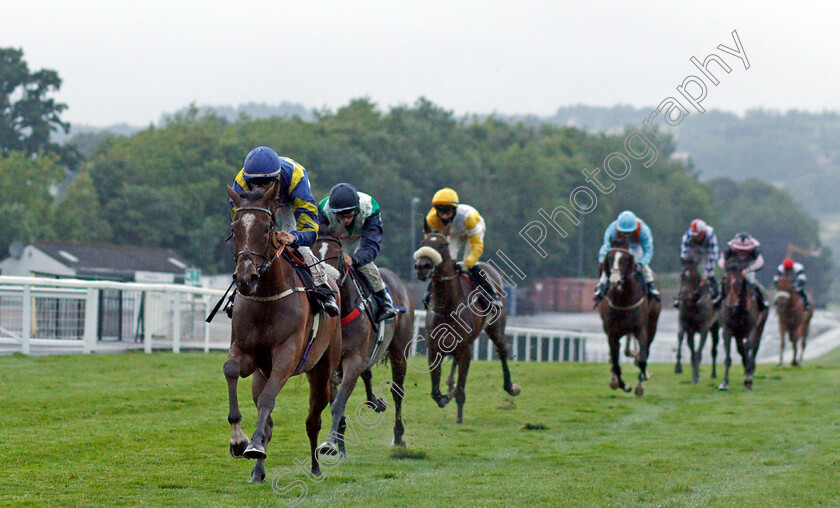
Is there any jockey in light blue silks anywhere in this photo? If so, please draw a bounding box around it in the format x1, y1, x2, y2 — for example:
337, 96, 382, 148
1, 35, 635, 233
594, 210, 660, 303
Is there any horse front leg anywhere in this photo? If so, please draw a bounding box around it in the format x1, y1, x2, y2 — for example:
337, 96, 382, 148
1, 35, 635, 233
685, 331, 698, 385
320, 354, 365, 459
248, 369, 271, 483
224, 345, 255, 459
675, 328, 684, 374
245, 344, 295, 461
446, 359, 458, 397
428, 344, 450, 408
608, 333, 631, 392
694, 330, 708, 385
718, 330, 732, 391
453, 349, 472, 424
635, 328, 650, 397
388, 346, 408, 447
361, 367, 387, 413
710, 324, 720, 378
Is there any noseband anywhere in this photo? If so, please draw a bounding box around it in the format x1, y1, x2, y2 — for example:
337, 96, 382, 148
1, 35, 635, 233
232, 206, 282, 277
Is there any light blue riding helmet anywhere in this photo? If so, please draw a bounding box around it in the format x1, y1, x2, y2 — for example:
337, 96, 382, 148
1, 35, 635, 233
616, 210, 639, 233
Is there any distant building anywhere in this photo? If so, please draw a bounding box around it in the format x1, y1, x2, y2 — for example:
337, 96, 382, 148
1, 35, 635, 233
0, 242, 189, 283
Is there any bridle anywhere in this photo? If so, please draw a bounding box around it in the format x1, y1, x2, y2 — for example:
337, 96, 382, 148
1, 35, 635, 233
232, 206, 283, 278
420, 233, 460, 281
316, 234, 348, 286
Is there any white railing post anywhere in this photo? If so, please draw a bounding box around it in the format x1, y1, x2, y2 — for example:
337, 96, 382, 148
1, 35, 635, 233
21, 284, 31, 355
512, 334, 519, 361
524, 332, 531, 361
536, 335, 543, 362
83, 288, 99, 353
172, 292, 181, 353
144, 291, 153, 353
203, 295, 211, 353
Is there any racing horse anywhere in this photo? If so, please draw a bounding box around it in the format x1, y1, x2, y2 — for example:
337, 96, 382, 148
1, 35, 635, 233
224, 183, 341, 483
413, 226, 520, 423
775, 271, 813, 366
312, 222, 414, 456
598, 238, 661, 396
718, 257, 768, 391
674, 249, 720, 383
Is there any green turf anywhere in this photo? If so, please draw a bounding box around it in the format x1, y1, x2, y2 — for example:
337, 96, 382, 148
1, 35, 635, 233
2, 351, 840, 507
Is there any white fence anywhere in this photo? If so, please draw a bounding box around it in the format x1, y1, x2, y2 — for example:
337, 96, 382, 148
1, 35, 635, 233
0, 276, 223, 354
411, 310, 598, 362
0, 277, 597, 362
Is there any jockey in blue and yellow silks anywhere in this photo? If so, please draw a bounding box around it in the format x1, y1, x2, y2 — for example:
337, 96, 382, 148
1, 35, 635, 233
228, 146, 338, 316
594, 210, 660, 303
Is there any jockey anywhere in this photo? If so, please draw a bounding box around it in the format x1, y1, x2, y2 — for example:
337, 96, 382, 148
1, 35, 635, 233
228, 146, 339, 316
774, 258, 810, 310
717, 232, 769, 311
674, 218, 721, 308
318, 183, 397, 323
594, 210, 660, 303
422, 187, 502, 309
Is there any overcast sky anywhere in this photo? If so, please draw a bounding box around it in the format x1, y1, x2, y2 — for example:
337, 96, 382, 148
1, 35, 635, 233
3, 1, 839, 127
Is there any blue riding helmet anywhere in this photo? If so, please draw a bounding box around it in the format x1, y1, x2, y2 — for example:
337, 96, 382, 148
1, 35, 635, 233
242, 146, 282, 180
329, 183, 360, 213
616, 210, 639, 233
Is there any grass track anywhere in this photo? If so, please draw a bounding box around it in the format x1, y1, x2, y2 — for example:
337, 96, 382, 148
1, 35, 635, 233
2, 351, 840, 507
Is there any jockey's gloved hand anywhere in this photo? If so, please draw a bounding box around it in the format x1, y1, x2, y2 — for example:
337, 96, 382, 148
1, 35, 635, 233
456, 261, 469, 272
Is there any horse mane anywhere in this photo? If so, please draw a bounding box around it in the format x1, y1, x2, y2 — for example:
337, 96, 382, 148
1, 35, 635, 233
240, 188, 268, 203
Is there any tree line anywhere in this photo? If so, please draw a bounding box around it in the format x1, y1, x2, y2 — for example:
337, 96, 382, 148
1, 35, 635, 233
0, 48, 833, 305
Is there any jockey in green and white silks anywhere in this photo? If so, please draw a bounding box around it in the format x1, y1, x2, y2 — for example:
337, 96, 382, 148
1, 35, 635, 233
318, 183, 397, 322
594, 210, 660, 303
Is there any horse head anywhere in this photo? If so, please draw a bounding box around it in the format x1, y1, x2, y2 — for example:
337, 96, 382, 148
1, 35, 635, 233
314, 221, 347, 284
413, 223, 453, 282
227, 182, 282, 296
774, 271, 794, 305
724, 257, 747, 307
603, 247, 635, 293
680, 255, 704, 302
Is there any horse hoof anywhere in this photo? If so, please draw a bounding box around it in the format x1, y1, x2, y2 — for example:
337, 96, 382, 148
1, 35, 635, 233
717, 383, 729, 391
435, 395, 450, 408
317, 441, 339, 457
609, 377, 619, 390
392, 439, 406, 448
230, 439, 250, 459
243, 443, 266, 460
692, 376, 699, 385
645, 371, 653, 380
674, 364, 683, 374
249, 472, 265, 484
635, 384, 644, 397
508, 383, 521, 396
372, 398, 388, 413
622, 385, 632, 393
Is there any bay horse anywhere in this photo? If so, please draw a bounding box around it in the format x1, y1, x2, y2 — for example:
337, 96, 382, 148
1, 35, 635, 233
675, 250, 720, 384
598, 241, 661, 396
413, 228, 520, 424
312, 223, 414, 455
775, 273, 813, 366
224, 183, 342, 483
718, 258, 768, 391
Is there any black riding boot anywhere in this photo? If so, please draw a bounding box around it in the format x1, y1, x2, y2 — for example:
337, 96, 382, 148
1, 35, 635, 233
314, 283, 340, 316
471, 266, 503, 309
708, 276, 721, 307
646, 281, 661, 301
373, 289, 398, 322
753, 283, 769, 312
800, 290, 811, 311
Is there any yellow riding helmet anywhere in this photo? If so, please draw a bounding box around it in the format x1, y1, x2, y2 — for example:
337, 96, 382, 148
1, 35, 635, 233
432, 188, 459, 206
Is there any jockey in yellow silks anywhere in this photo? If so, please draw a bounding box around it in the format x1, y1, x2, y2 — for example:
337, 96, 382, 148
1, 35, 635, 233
422, 187, 502, 308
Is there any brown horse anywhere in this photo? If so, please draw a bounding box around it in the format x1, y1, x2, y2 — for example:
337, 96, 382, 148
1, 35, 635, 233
413, 229, 520, 424
718, 258, 768, 391
598, 246, 661, 396
312, 223, 414, 455
224, 183, 341, 483
775, 273, 813, 366
675, 251, 720, 383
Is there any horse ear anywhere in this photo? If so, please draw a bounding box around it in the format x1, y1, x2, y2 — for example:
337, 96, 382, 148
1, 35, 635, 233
227, 185, 241, 207
422, 218, 432, 236
264, 181, 280, 204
